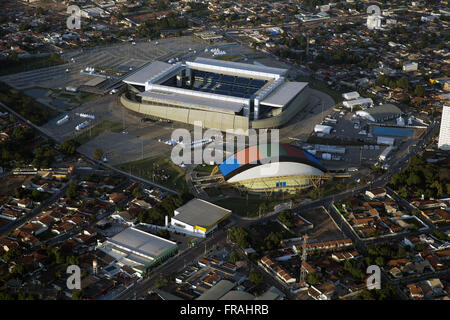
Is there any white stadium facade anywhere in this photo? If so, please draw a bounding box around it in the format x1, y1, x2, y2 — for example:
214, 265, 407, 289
120, 57, 310, 133
215, 143, 331, 194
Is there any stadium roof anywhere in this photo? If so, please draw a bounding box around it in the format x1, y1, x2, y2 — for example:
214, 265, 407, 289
173, 199, 231, 229
123, 61, 172, 86
107, 227, 177, 260
260, 82, 308, 108
139, 90, 244, 114
219, 143, 325, 178
187, 57, 287, 79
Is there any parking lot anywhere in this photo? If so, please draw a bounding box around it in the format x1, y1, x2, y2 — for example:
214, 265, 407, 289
292, 108, 418, 168
0, 36, 207, 90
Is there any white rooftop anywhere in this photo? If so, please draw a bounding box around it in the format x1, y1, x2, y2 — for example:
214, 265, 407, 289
123, 61, 172, 86
343, 97, 373, 107
187, 57, 287, 79
106, 227, 177, 260
260, 82, 308, 108
173, 198, 231, 229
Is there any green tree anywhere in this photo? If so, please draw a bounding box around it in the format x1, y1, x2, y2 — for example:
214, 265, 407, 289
229, 251, 241, 263
249, 268, 264, 286
71, 290, 84, 300
93, 149, 103, 161
132, 187, 144, 199
66, 180, 78, 198
278, 210, 294, 229
228, 227, 250, 249
66, 255, 79, 265
156, 229, 170, 240
414, 85, 426, 97
406, 172, 422, 186
306, 272, 321, 285
396, 78, 410, 90
59, 139, 80, 155
264, 232, 282, 251
375, 256, 384, 266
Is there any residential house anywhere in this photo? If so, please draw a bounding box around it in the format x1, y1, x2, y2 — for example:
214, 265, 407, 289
365, 188, 387, 199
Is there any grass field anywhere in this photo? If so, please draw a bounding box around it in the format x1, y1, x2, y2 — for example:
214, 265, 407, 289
114, 153, 188, 192
204, 187, 223, 198
57, 92, 96, 105
0, 83, 60, 126
0, 54, 64, 76
213, 197, 283, 217
75, 120, 126, 145
194, 164, 216, 174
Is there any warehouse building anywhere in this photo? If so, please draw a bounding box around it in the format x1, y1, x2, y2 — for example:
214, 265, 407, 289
342, 91, 360, 100
314, 124, 333, 135
171, 198, 232, 237
121, 58, 310, 133
343, 97, 373, 110
97, 227, 178, 274
356, 104, 402, 122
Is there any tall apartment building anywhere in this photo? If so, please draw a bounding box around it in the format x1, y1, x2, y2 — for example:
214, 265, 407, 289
438, 105, 450, 150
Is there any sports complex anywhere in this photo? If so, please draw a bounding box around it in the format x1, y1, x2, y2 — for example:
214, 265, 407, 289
120, 57, 310, 133
206, 143, 331, 194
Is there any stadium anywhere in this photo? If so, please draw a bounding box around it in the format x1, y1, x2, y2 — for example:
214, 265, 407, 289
120, 57, 310, 133
209, 143, 331, 194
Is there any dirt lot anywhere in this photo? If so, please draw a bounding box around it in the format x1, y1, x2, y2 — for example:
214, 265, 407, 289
0, 175, 33, 196
297, 207, 345, 242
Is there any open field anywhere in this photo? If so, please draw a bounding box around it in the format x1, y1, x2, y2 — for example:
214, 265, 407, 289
114, 153, 188, 192
297, 207, 344, 242
0, 175, 34, 196
75, 120, 126, 145
0, 54, 64, 77
0, 82, 60, 126
213, 197, 283, 217
56, 92, 96, 105
194, 164, 215, 174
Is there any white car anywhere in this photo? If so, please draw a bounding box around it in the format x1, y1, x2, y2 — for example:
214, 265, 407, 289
109, 89, 118, 94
